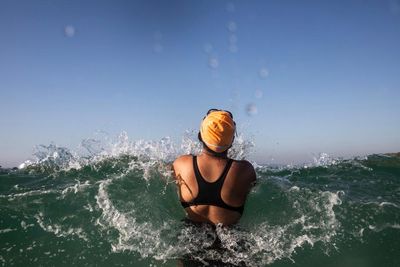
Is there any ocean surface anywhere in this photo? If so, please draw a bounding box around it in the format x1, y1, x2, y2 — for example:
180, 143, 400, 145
1, 132, 399, 267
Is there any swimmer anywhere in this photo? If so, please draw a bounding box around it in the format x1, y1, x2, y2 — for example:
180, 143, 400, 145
172, 109, 256, 226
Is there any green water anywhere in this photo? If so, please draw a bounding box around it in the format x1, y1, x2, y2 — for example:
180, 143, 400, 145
1, 139, 399, 266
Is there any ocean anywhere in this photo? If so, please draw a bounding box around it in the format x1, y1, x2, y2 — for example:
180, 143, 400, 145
1, 132, 399, 266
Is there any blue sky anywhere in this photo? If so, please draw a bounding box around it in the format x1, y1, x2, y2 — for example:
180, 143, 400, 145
1, 0, 399, 167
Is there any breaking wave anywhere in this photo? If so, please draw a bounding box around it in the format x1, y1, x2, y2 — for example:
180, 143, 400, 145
1, 132, 399, 266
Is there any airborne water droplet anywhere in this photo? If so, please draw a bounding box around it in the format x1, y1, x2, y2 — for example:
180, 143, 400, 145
227, 21, 237, 32
246, 103, 258, 116
226, 2, 235, 13
208, 57, 219, 69
259, 68, 269, 79
203, 43, 213, 54
229, 34, 238, 44
228, 34, 238, 53
64, 25, 75, 37
255, 89, 263, 99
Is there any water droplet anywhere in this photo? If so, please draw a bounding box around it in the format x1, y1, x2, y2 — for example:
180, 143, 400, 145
259, 68, 269, 79
203, 43, 213, 54
64, 25, 75, 37
246, 103, 258, 116
226, 3, 235, 13
153, 43, 163, 53
208, 57, 219, 69
255, 89, 263, 99
227, 21, 237, 32
229, 34, 238, 44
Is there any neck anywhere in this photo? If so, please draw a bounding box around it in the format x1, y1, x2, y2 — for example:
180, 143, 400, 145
201, 149, 228, 159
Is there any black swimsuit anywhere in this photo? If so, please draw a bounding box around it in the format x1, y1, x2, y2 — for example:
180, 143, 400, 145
180, 156, 244, 214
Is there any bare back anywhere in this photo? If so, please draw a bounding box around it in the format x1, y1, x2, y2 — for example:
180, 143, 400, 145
172, 153, 256, 225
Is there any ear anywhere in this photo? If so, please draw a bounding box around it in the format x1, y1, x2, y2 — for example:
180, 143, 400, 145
226, 135, 235, 150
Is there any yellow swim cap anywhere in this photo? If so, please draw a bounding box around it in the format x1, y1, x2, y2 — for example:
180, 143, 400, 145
200, 110, 236, 153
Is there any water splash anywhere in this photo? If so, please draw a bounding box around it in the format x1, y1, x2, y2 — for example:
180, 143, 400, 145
19, 143, 81, 171
3, 152, 400, 266
20, 131, 254, 176
311, 152, 338, 167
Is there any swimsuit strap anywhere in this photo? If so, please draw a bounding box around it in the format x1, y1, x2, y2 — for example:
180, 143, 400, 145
185, 156, 243, 214
193, 155, 233, 186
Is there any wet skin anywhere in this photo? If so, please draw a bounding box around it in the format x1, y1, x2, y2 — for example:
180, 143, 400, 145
172, 150, 256, 226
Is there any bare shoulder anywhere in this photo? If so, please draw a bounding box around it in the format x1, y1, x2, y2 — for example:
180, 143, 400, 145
172, 154, 192, 174
173, 154, 192, 166
231, 159, 257, 182
233, 159, 255, 171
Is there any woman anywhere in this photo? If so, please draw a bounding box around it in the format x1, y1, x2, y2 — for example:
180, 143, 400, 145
172, 109, 256, 226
